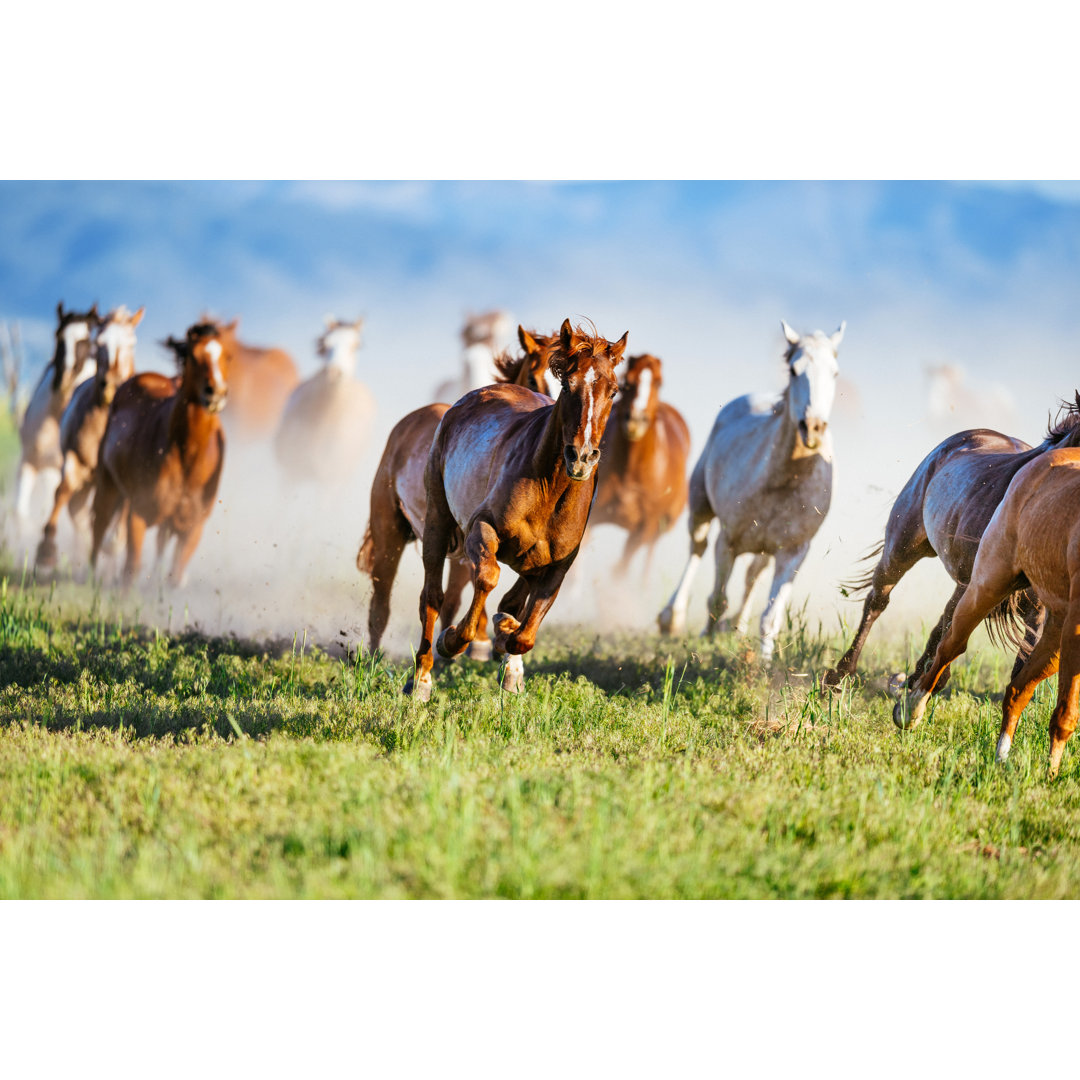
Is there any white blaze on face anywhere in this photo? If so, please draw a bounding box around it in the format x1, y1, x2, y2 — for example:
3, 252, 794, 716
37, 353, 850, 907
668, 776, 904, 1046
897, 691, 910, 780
62, 321, 92, 379
582, 367, 597, 446
788, 334, 838, 431
633, 367, 653, 415
205, 339, 225, 390
324, 326, 360, 375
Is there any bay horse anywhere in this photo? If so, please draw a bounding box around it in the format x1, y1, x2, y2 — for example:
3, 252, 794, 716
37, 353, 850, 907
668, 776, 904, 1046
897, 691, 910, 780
405, 319, 627, 701
658, 321, 845, 662
273, 315, 375, 485
432, 310, 513, 405
590, 352, 691, 578
356, 327, 557, 655
211, 318, 298, 440
821, 404, 1080, 689
894, 446, 1080, 778
13, 302, 100, 528
35, 305, 144, 572
91, 322, 229, 587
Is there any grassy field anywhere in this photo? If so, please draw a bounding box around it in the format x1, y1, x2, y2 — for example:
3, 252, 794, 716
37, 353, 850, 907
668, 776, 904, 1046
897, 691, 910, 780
1, 557, 1079, 899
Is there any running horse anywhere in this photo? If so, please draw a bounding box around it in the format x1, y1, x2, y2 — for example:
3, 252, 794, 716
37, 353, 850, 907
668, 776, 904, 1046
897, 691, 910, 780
590, 352, 691, 578
894, 445, 1080, 779
357, 327, 557, 655
273, 315, 375, 485
432, 310, 513, 405
91, 322, 229, 587
658, 321, 845, 662
211, 317, 298, 440
13, 302, 101, 529
821, 404, 1080, 689
405, 319, 627, 700
35, 304, 144, 572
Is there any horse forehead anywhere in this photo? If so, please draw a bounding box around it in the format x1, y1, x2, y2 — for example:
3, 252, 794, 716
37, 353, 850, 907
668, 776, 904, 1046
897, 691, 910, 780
793, 335, 838, 369
62, 320, 91, 344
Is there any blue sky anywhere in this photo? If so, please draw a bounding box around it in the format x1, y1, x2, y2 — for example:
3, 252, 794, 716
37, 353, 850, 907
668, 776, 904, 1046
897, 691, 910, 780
4, 180, 1080, 636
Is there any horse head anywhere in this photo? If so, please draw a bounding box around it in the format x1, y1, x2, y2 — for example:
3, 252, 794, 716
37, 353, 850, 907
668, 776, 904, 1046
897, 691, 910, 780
781, 320, 845, 451
317, 315, 364, 376
166, 322, 231, 413
461, 309, 511, 349
94, 305, 144, 405
51, 301, 101, 393
550, 318, 627, 481
618, 353, 663, 442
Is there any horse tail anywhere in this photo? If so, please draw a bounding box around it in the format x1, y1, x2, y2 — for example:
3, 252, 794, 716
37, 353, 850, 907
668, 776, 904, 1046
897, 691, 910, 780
984, 589, 1031, 658
840, 540, 885, 598
356, 521, 376, 576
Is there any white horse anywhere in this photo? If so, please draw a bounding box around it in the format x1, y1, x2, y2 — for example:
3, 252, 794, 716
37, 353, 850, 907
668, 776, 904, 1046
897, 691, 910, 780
13, 302, 100, 530
658, 320, 845, 662
273, 315, 375, 485
432, 310, 512, 405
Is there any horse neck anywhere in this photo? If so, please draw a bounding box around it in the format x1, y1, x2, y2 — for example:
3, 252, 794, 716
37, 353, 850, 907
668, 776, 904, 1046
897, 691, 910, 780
169, 386, 220, 465
767, 385, 817, 470
530, 392, 578, 493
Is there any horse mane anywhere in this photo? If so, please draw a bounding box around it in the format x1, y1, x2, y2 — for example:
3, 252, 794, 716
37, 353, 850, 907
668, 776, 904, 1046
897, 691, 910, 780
1043, 392, 1080, 448
164, 323, 220, 367
547, 320, 607, 382
491, 348, 525, 384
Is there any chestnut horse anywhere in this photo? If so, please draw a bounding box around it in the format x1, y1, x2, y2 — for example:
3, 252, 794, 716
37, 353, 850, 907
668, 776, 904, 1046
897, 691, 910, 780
894, 446, 1080, 778
211, 318, 298, 440
405, 319, 627, 700
91, 322, 229, 587
590, 352, 691, 578
822, 404, 1080, 689
35, 305, 144, 571
274, 315, 375, 485
357, 327, 557, 655
14, 302, 100, 528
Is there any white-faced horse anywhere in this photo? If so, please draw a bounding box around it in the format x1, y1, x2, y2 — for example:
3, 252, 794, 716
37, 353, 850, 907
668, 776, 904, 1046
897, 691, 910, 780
273, 315, 375, 485
658, 320, 845, 662
13, 302, 101, 530
432, 310, 513, 405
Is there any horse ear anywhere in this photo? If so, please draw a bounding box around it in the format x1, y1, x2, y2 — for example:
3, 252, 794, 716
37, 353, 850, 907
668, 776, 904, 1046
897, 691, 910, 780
519, 326, 539, 355
611, 331, 629, 363
781, 320, 800, 346
559, 319, 574, 351
353, 317, 364, 331
324, 313, 336, 329
830, 321, 847, 351
225, 318, 239, 334
56, 301, 64, 322
131, 306, 146, 328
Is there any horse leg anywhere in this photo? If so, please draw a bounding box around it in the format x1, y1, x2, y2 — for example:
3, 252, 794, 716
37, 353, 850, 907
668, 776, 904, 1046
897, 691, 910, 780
1048, 595, 1080, 779
996, 611, 1062, 763
35, 455, 79, 571
66, 484, 94, 571
731, 553, 771, 635
757, 543, 809, 662
895, 545, 1021, 730
123, 510, 148, 587
703, 536, 736, 638
168, 522, 205, 588
658, 466, 713, 635
1011, 588, 1045, 681
824, 534, 935, 687
493, 562, 571, 692
365, 520, 409, 654
13, 459, 36, 524
436, 520, 500, 660
90, 470, 124, 577
613, 527, 647, 580
492, 575, 532, 691
909, 581, 966, 688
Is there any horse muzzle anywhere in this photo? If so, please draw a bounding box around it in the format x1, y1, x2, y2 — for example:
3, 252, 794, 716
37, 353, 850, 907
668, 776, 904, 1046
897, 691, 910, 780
564, 444, 601, 481
203, 390, 228, 413
798, 417, 828, 450
623, 413, 650, 442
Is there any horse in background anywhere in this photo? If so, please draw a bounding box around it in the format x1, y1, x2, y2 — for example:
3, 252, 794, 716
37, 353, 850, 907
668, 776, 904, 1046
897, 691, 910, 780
659, 320, 845, 662
357, 327, 557, 655
590, 352, 690, 578
13, 302, 101, 530
405, 319, 627, 701
91, 322, 229, 587
209, 317, 298, 440
35, 305, 144, 572
432, 310, 512, 405
894, 446, 1080, 779
273, 315, 375, 485
821, 403, 1080, 690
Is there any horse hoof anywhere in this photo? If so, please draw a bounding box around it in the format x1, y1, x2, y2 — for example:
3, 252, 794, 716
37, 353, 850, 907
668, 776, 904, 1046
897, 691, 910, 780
468, 638, 493, 662
436, 627, 464, 660
886, 673, 907, 697
35, 539, 58, 572
995, 733, 1012, 763
892, 698, 921, 730
657, 608, 677, 636
403, 675, 432, 702
501, 659, 525, 694
492, 612, 520, 649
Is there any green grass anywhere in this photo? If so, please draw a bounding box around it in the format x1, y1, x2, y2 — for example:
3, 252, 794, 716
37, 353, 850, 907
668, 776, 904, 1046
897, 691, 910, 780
2, 567, 1079, 898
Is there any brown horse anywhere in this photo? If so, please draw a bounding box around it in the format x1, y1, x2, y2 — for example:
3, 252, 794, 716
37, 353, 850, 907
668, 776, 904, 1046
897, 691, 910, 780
91, 322, 229, 587
35, 305, 144, 572
356, 327, 557, 655
14, 302, 101, 528
823, 402, 1080, 689
211, 318, 298, 440
405, 319, 627, 701
590, 352, 691, 578
895, 446, 1080, 778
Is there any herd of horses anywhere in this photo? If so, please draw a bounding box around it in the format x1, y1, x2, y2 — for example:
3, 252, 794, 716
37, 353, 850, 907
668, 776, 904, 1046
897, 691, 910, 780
9, 301, 1080, 776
